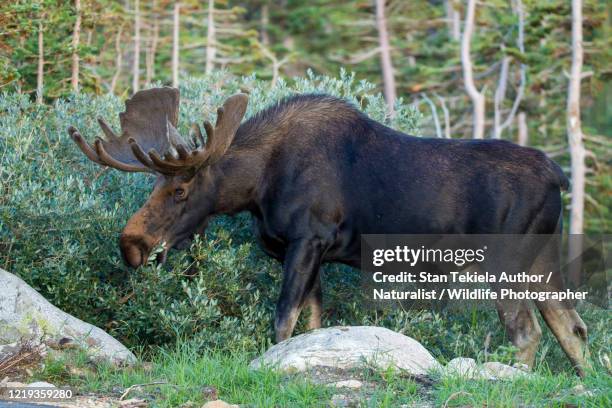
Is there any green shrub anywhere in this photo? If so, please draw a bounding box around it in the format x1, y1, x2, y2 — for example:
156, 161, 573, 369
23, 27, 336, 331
0, 72, 608, 377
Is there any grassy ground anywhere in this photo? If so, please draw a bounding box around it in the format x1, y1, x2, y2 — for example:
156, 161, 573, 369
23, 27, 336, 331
32, 340, 611, 408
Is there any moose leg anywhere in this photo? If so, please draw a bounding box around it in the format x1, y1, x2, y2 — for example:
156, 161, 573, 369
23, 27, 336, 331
275, 239, 322, 342
530, 239, 590, 377
302, 273, 322, 330
536, 305, 589, 377
495, 300, 542, 368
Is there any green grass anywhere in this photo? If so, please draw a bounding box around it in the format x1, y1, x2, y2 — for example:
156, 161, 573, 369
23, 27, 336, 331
34, 342, 425, 407
33, 339, 611, 408
434, 368, 612, 407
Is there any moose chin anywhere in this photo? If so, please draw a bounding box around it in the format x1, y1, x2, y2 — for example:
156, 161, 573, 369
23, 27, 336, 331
68, 87, 589, 377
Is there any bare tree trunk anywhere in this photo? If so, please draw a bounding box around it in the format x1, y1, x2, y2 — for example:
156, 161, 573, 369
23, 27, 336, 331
517, 111, 528, 146
461, 0, 485, 139
375, 0, 396, 116
132, 0, 141, 92
145, 0, 159, 86
495, 0, 526, 139
445, 0, 460, 41
261, 3, 270, 46
436, 94, 451, 138
71, 0, 81, 92
493, 56, 510, 138
421, 94, 442, 138
205, 0, 216, 74
36, 21, 44, 104
567, 0, 586, 287
110, 24, 124, 94
172, 2, 180, 87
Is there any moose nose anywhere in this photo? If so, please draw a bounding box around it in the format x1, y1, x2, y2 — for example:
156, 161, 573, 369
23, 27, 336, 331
119, 235, 150, 268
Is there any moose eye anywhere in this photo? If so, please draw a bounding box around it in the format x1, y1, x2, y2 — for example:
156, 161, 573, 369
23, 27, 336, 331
174, 188, 186, 200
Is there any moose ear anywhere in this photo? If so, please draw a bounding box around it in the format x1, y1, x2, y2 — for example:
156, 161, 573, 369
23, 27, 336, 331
203, 93, 249, 164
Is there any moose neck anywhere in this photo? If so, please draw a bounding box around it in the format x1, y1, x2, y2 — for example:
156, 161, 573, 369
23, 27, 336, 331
208, 145, 267, 216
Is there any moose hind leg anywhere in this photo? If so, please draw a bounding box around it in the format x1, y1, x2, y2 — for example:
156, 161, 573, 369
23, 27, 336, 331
530, 239, 590, 377
275, 239, 323, 342
496, 300, 542, 369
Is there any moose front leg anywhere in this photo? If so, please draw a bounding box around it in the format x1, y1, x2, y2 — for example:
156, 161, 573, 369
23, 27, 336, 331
275, 239, 322, 342
303, 273, 322, 331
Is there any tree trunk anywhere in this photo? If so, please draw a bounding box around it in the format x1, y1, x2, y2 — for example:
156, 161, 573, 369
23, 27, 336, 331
205, 0, 216, 74
145, 0, 159, 86
36, 21, 44, 104
567, 0, 585, 236
374, 0, 396, 116
132, 0, 141, 92
110, 24, 124, 94
71, 0, 81, 93
517, 111, 528, 146
567, 0, 585, 287
495, 0, 526, 139
172, 2, 180, 87
446, 0, 460, 41
461, 0, 485, 139
493, 56, 510, 139
261, 3, 270, 46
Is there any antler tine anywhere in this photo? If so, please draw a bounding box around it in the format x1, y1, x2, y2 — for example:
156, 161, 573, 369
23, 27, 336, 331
191, 123, 206, 148
149, 150, 188, 173
215, 107, 225, 127
97, 117, 119, 140
203, 120, 215, 148
68, 126, 105, 166
175, 144, 190, 160
128, 138, 184, 175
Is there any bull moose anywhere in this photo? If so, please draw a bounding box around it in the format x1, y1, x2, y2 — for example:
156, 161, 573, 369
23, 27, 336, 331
68, 87, 589, 376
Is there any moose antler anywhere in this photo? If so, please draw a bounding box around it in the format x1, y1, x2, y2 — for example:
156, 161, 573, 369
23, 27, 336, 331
68, 87, 249, 176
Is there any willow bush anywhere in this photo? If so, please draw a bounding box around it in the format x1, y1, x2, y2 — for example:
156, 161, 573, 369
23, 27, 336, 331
1, 73, 608, 375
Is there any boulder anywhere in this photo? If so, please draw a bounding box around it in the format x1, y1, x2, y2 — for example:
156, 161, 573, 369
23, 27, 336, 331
0, 268, 135, 365
250, 326, 441, 376
445, 357, 479, 377
444, 357, 528, 380
481, 361, 528, 380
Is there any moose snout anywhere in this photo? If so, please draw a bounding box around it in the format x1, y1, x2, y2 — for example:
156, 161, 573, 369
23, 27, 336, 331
119, 235, 153, 268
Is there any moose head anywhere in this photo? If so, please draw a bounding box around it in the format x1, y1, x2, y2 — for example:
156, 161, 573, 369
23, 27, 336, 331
68, 88, 248, 267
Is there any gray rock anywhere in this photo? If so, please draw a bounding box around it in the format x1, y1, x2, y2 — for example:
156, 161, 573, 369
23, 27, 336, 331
0, 268, 135, 365
481, 361, 528, 380
250, 326, 441, 375
329, 380, 363, 389
445, 357, 479, 377
444, 358, 528, 380
26, 381, 56, 388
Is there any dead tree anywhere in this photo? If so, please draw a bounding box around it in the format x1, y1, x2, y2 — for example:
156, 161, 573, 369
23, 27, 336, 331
567, 0, 586, 285
36, 20, 44, 104
172, 2, 180, 87
132, 0, 141, 92
446, 0, 460, 41
493, 0, 526, 139
205, 0, 216, 74
71, 0, 81, 92
517, 111, 528, 146
461, 0, 485, 139
145, 0, 159, 86
375, 0, 396, 116
110, 24, 124, 94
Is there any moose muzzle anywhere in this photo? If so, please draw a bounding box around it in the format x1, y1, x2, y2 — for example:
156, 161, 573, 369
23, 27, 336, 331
119, 234, 159, 268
